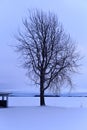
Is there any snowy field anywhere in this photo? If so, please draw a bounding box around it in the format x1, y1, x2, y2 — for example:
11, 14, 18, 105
0, 97, 87, 130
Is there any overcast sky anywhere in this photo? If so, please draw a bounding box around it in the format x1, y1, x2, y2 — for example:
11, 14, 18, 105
0, 0, 87, 92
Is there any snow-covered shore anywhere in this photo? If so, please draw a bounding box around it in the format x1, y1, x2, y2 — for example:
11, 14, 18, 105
0, 97, 87, 130
0, 106, 87, 130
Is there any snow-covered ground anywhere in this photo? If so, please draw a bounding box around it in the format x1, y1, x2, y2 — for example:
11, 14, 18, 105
0, 97, 87, 130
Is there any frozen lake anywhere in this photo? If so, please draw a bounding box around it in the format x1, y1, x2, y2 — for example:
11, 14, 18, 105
8, 97, 87, 108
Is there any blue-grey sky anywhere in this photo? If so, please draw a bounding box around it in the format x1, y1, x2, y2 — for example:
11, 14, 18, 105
0, 0, 87, 92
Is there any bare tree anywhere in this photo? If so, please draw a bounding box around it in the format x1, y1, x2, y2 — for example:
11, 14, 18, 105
16, 10, 80, 106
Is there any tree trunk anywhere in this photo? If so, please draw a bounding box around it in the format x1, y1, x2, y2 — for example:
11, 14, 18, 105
40, 88, 45, 106
40, 66, 45, 106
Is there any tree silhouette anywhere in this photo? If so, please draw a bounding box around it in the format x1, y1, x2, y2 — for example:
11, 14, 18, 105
16, 10, 80, 106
